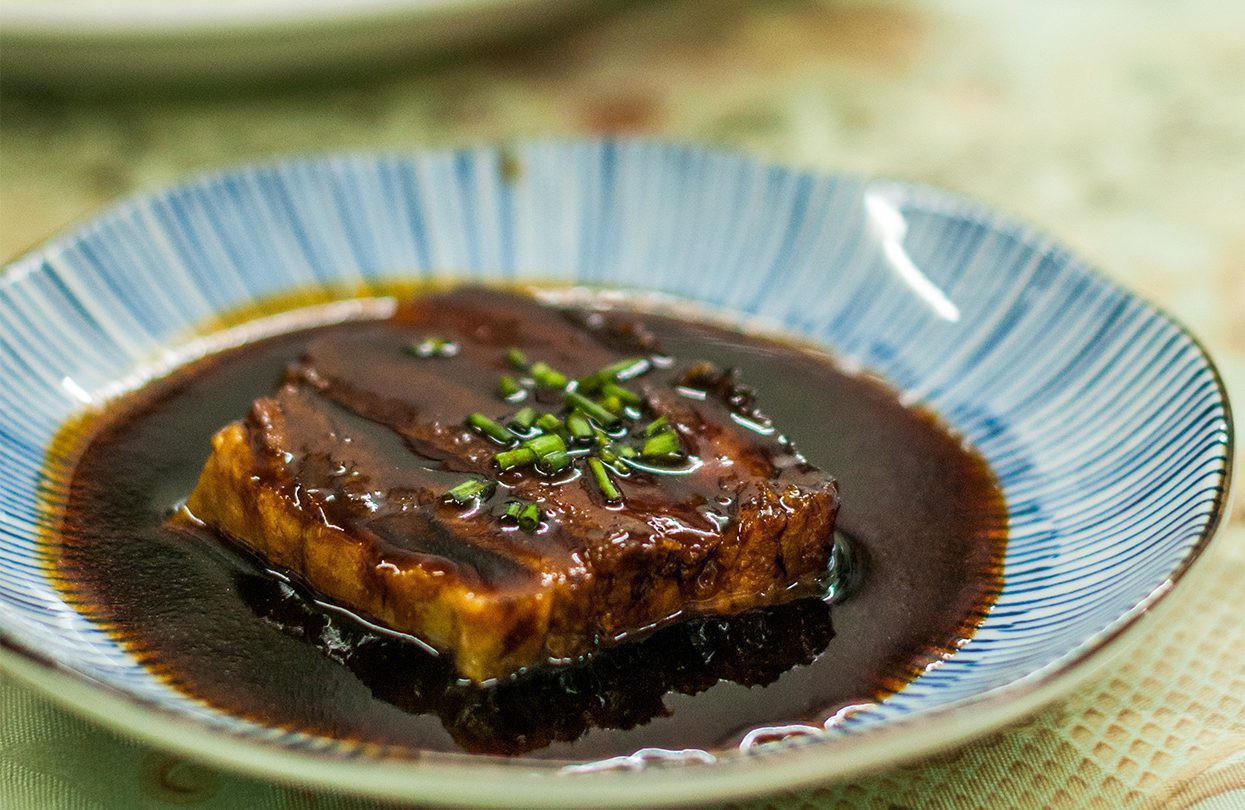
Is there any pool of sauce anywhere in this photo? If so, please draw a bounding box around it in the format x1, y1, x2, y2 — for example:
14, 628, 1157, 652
49, 292, 1006, 761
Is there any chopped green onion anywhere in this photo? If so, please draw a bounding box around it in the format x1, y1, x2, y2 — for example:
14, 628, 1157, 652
445, 478, 494, 505
497, 375, 524, 400
530, 361, 569, 389
508, 406, 537, 432
467, 413, 513, 444
566, 411, 594, 443
601, 381, 641, 407
526, 431, 569, 474
600, 394, 624, 415
618, 445, 639, 459
506, 348, 529, 369
598, 446, 618, 463
644, 416, 669, 436
641, 430, 682, 459
587, 458, 621, 501
538, 449, 572, 474
535, 413, 564, 434
564, 391, 621, 427
517, 502, 542, 532
575, 375, 602, 394
581, 358, 648, 391
495, 447, 537, 470
499, 499, 542, 532
408, 336, 458, 358
604, 357, 648, 378
524, 432, 567, 459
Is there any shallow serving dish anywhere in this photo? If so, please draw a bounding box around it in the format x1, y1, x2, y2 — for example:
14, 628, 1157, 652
0, 140, 1232, 807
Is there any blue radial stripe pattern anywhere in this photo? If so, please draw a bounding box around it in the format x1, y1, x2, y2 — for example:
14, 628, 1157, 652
0, 141, 1231, 760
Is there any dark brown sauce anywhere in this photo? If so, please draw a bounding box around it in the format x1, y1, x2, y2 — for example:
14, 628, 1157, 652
48, 291, 1006, 761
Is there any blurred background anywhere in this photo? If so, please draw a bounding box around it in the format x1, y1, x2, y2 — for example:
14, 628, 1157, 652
1, 0, 1243, 807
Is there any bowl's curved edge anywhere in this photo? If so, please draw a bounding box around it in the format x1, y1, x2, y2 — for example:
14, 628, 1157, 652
0, 139, 1235, 806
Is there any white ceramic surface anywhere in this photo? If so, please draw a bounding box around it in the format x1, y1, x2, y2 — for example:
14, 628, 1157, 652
0, 0, 593, 84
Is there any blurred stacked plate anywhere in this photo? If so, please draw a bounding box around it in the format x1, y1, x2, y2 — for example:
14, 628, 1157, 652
0, 0, 592, 85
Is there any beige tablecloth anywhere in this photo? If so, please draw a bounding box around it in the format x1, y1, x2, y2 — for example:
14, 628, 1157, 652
2, 1, 1242, 806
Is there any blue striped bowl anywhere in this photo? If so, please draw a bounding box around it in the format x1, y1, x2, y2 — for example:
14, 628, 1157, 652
0, 141, 1232, 807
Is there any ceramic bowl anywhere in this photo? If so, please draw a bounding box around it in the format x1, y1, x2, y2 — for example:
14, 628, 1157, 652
0, 141, 1232, 807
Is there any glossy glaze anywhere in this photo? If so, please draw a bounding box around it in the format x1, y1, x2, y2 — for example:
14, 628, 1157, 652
52, 292, 1006, 759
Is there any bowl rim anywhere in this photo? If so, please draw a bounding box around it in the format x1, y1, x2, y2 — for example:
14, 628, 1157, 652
0, 139, 1234, 807
0, 0, 536, 35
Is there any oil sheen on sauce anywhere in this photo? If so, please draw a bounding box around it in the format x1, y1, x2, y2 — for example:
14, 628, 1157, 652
49, 292, 1007, 761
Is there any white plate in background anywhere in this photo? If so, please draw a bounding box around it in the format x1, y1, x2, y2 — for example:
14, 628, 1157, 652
0, 0, 594, 85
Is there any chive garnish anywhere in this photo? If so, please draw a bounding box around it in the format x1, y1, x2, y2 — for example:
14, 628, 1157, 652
499, 499, 542, 531
509, 406, 537, 432
408, 336, 458, 358
564, 391, 621, 427
530, 361, 569, 389
495, 447, 537, 470
497, 375, 524, 400
445, 478, 494, 504
566, 411, 594, 443
603, 357, 648, 379
601, 382, 641, 407
535, 413, 564, 434
517, 502, 542, 532
641, 430, 681, 459
524, 432, 567, 459
467, 412, 513, 444
506, 348, 529, 369
587, 458, 621, 501
539, 449, 572, 474
461, 348, 694, 486
526, 431, 570, 474
581, 358, 648, 391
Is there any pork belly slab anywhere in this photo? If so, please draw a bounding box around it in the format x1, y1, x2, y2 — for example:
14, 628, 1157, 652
186, 289, 839, 682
